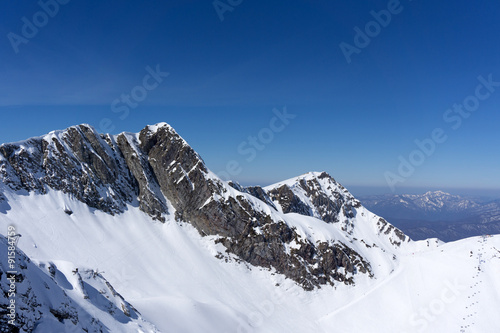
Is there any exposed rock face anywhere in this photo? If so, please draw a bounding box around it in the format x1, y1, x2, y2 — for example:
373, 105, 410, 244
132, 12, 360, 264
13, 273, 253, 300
266, 172, 359, 223
115, 133, 168, 221
267, 184, 312, 216
228, 182, 278, 211
242, 186, 278, 211
0, 125, 137, 215
0, 123, 409, 290
377, 218, 408, 246
219, 224, 372, 289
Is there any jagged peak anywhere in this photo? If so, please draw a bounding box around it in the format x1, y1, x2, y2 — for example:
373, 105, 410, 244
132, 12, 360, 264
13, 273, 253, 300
302, 171, 334, 180
0, 123, 101, 150
74, 123, 94, 130
0, 122, 191, 154
137, 122, 192, 151
145, 122, 173, 132
264, 171, 339, 190
424, 190, 451, 196
140, 122, 181, 139
49, 123, 97, 137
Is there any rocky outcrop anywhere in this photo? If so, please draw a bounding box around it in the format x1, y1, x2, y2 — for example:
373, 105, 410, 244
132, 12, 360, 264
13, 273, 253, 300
243, 186, 278, 211
218, 221, 372, 290
267, 184, 312, 216
115, 133, 168, 221
266, 172, 360, 223
0, 125, 137, 215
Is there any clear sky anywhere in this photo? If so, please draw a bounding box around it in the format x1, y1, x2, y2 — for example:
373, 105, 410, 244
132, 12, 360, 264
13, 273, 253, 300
0, 1, 499, 196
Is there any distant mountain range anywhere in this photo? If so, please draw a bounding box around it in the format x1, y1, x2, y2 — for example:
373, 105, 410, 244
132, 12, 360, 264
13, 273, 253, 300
360, 191, 500, 242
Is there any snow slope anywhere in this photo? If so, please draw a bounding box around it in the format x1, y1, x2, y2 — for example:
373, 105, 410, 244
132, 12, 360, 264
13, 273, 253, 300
0, 234, 159, 333
1, 188, 499, 332
321, 236, 500, 332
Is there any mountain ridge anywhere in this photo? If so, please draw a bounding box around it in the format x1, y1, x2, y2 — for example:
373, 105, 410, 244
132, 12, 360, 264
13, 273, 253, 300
0, 122, 408, 291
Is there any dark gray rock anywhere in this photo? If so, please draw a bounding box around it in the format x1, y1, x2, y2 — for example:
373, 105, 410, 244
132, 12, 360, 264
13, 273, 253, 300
242, 186, 278, 211
116, 133, 167, 222
376, 218, 407, 246
0, 125, 137, 215
267, 184, 312, 216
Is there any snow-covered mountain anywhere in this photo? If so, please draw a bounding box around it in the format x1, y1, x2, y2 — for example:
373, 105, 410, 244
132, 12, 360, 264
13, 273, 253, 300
0, 123, 408, 291
360, 191, 482, 221
0, 123, 499, 332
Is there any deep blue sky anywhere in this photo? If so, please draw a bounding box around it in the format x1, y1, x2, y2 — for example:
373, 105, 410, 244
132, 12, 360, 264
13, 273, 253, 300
0, 1, 499, 196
